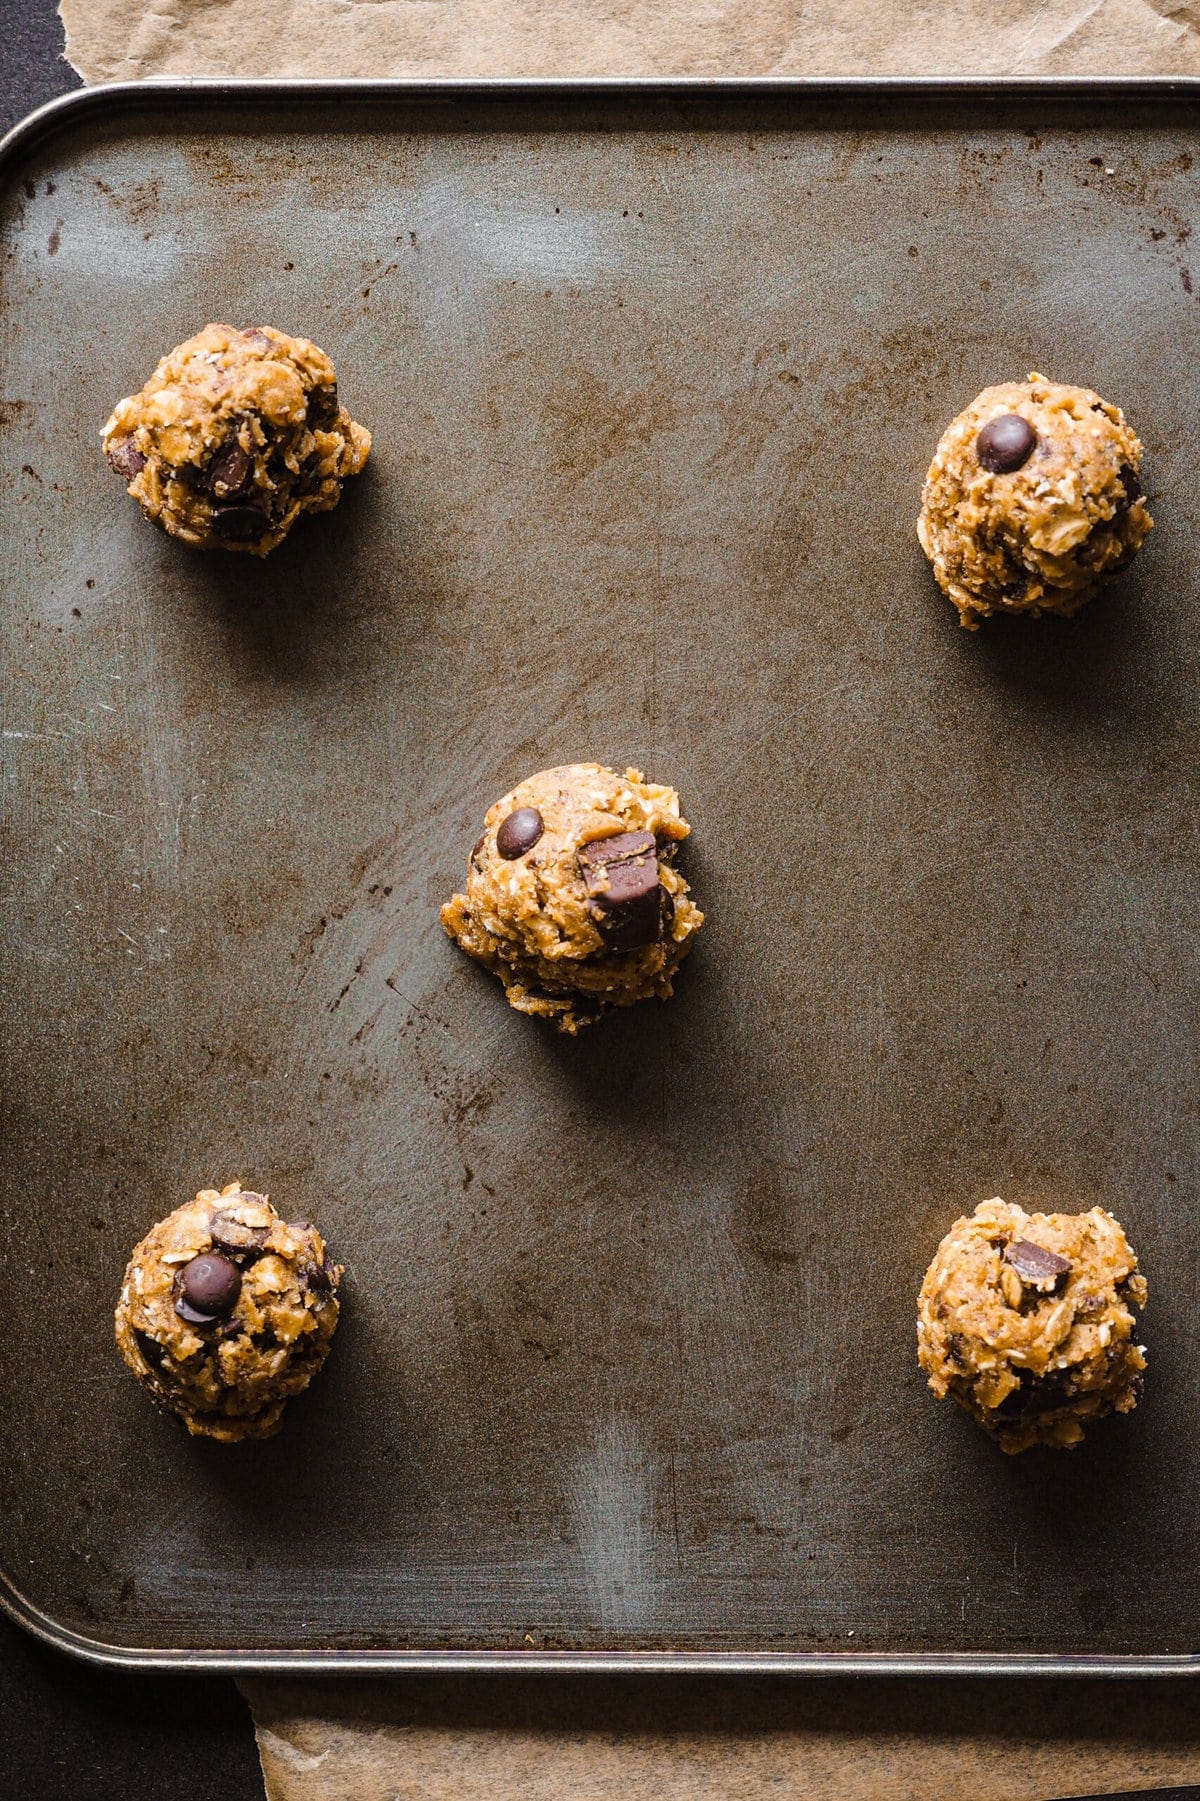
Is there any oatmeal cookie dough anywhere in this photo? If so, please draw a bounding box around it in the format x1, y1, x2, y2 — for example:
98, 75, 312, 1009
102, 323, 370, 556
441, 763, 704, 1033
917, 375, 1151, 627
918, 1197, 1147, 1453
115, 1182, 342, 1442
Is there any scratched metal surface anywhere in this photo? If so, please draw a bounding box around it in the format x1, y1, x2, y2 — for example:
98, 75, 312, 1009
2, 82, 1199, 1669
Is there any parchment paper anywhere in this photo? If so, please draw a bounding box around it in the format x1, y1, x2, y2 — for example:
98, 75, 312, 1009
55, 0, 1200, 83
248, 1674, 1200, 1799
53, 2, 1200, 1797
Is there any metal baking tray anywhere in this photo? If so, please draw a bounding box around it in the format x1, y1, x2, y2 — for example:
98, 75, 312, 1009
2, 77, 1199, 1674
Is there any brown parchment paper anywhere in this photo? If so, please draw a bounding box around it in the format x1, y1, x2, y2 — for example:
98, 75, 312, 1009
53, 3, 1200, 1798
247, 1675, 1200, 1799
54, 0, 1200, 82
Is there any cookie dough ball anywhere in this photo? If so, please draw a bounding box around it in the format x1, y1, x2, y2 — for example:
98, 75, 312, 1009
917, 374, 1151, 627
101, 323, 370, 556
441, 763, 704, 1033
917, 1197, 1147, 1453
115, 1182, 342, 1442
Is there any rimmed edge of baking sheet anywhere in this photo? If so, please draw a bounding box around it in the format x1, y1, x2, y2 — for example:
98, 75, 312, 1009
7, 1560, 1199, 1675
2, 75, 1198, 1675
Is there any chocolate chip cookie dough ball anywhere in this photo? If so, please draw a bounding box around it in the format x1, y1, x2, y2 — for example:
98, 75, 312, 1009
917, 374, 1151, 627
102, 324, 370, 556
115, 1182, 342, 1442
441, 763, 704, 1034
917, 1197, 1147, 1453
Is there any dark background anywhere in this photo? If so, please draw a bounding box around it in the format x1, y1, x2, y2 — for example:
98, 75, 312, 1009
0, 8, 263, 1797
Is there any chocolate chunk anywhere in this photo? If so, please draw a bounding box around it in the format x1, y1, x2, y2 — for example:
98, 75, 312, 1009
205, 438, 252, 499
209, 1212, 270, 1255
133, 1329, 166, 1371
178, 1251, 242, 1319
977, 413, 1037, 474
577, 830, 663, 952
1003, 1238, 1072, 1289
302, 1260, 332, 1296
307, 383, 340, 429
496, 807, 545, 860
106, 439, 146, 482
470, 833, 487, 870
210, 503, 269, 542
1114, 463, 1142, 514
996, 1367, 1076, 1418
577, 829, 656, 880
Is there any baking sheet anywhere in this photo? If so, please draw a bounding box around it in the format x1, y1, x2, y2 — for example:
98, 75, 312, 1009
2, 81, 1199, 1671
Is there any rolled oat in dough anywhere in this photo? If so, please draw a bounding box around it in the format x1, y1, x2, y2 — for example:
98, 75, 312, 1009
917, 1196, 1147, 1452
115, 1182, 342, 1442
917, 374, 1151, 627
441, 762, 704, 1033
102, 323, 370, 556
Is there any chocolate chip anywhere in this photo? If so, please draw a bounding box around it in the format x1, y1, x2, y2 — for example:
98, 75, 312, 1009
209, 1212, 270, 1255
470, 833, 487, 870
977, 413, 1037, 474
177, 1251, 242, 1319
205, 438, 252, 499
577, 829, 663, 952
1004, 1238, 1072, 1289
134, 1329, 166, 1370
496, 807, 545, 859
210, 503, 269, 542
106, 440, 146, 482
174, 1296, 220, 1326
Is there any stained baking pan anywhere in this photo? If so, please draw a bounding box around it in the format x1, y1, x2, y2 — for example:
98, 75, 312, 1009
2, 78, 1199, 1673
